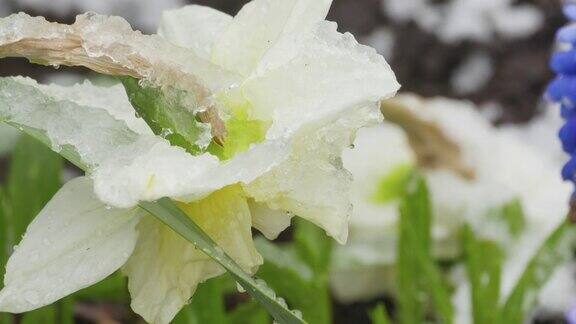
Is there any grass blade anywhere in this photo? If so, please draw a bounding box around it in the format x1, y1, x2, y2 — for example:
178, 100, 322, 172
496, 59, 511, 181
0, 187, 10, 324
498, 221, 576, 324
293, 218, 333, 276
228, 301, 269, 324
463, 226, 503, 324
396, 174, 453, 324
139, 199, 306, 324
7, 134, 62, 240
256, 238, 331, 324
369, 303, 392, 324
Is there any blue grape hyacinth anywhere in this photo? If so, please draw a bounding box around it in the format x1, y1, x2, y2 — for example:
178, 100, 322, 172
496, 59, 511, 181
548, 0, 576, 208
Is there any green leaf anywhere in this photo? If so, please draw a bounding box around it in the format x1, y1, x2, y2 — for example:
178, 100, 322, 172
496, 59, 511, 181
7, 133, 63, 239
0, 186, 10, 281
498, 221, 576, 324
5, 121, 306, 324
56, 297, 74, 324
173, 277, 228, 324
396, 174, 453, 324
228, 301, 270, 324
369, 303, 391, 324
120, 77, 208, 155
501, 199, 526, 237
256, 238, 331, 324
488, 199, 526, 238
74, 271, 127, 301
293, 218, 333, 276
139, 199, 306, 324
463, 226, 503, 324
21, 305, 57, 324
372, 163, 414, 204
0, 186, 8, 323
6, 122, 86, 171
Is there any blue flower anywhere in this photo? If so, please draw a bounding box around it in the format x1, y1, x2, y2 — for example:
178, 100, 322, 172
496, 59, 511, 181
547, 2, 576, 195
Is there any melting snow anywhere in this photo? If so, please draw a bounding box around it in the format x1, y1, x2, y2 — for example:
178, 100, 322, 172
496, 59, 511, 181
451, 51, 493, 95
381, 0, 543, 43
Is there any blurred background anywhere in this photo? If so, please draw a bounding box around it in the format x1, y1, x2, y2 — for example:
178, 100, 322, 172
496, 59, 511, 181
0, 1, 570, 323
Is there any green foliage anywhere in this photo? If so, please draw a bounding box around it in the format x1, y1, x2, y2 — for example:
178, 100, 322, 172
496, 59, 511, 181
463, 226, 504, 324
173, 277, 229, 324
500, 199, 526, 237
498, 221, 576, 324
74, 271, 127, 301
7, 134, 62, 241
121, 77, 208, 155
0, 134, 68, 324
256, 236, 332, 324
293, 218, 333, 276
396, 173, 453, 324
0, 187, 9, 283
369, 303, 392, 324
0, 188, 8, 324
139, 198, 306, 324
228, 301, 269, 324
372, 164, 414, 204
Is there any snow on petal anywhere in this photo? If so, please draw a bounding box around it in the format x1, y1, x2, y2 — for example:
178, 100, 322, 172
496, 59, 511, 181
242, 21, 400, 137
123, 185, 261, 324
93, 137, 289, 208
212, 0, 332, 76
36, 79, 152, 135
0, 76, 142, 167
245, 104, 383, 244
158, 5, 232, 60
0, 76, 289, 208
0, 177, 140, 313
0, 12, 239, 97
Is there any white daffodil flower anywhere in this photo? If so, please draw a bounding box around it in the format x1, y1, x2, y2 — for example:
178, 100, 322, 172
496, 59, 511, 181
0, 0, 399, 323
330, 94, 570, 304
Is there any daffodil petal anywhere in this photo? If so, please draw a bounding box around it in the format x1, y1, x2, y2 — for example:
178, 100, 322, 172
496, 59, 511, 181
36, 79, 152, 135
123, 186, 261, 324
250, 201, 293, 240
158, 5, 232, 60
212, 0, 332, 75
0, 13, 239, 94
0, 177, 140, 313
242, 21, 400, 137
245, 105, 382, 244
93, 137, 289, 207
0, 76, 289, 208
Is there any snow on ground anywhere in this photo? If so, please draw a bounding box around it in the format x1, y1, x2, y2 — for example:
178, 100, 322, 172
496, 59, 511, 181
450, 51, 493, 95
381, 0, 543, 43
331, 95, 574, 317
